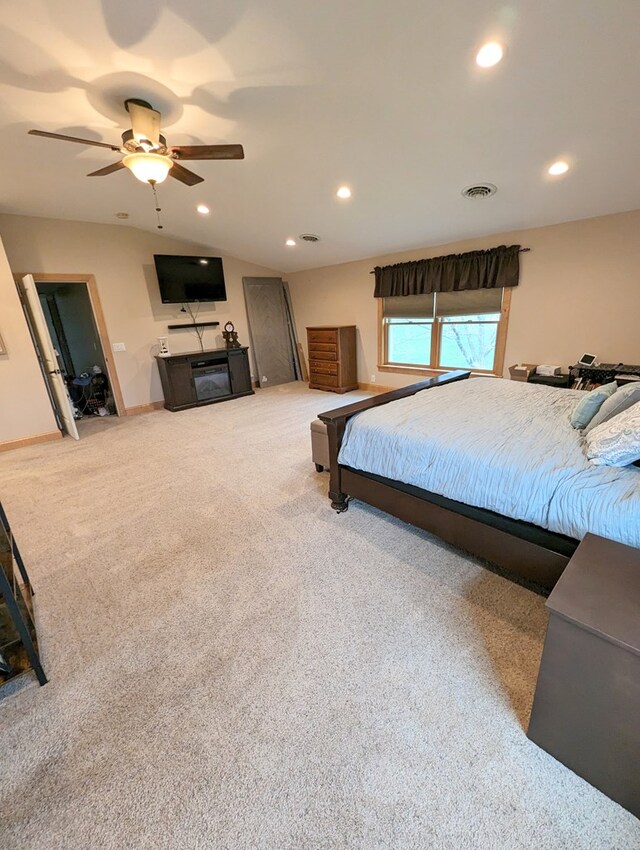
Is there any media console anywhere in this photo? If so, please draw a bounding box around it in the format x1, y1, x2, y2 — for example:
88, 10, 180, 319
155, 347, 254, 412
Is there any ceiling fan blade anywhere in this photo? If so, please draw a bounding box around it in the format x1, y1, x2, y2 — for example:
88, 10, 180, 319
126, 100, 161, 147
28, 129, 121, 151
87, 161, 126, 177
169, 161, 204, 186
170, 144, 244, 161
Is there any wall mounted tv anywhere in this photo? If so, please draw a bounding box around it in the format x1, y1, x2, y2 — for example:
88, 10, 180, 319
153, 255, 227, 303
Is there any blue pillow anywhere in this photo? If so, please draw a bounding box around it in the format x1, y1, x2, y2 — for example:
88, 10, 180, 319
584, 382, 640, 432
570, 382, 617, 430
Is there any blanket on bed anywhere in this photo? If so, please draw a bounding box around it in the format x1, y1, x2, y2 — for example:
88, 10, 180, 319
338, 378, 640, 548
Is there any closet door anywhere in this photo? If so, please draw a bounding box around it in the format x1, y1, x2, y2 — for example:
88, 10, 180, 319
20, 275, 79, 440
243, 277, 297, 387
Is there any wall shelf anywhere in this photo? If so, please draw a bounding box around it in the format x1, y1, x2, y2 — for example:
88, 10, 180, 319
167, 321, 220, 330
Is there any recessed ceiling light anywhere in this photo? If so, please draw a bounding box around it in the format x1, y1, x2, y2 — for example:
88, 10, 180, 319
285, 238, 296, 246
336, 186, 352, 199
196, 204, 210, 215
548, 160, 570, 176
476, 41, 504, 68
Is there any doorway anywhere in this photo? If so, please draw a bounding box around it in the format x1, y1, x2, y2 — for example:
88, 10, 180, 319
243, 277, 300, 388
16, 273, 124, 439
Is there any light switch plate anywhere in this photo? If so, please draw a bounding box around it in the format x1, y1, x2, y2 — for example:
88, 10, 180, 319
112, 342, 126, 352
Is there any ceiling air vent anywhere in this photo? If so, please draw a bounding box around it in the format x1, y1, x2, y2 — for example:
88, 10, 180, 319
299, 233, 320, 242
461, 183, 497, 199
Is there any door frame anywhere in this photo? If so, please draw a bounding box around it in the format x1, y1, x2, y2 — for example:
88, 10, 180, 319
13, 273, 125, 416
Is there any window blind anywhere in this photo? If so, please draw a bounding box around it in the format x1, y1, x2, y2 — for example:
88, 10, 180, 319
383, 293, 434, 319
383, 289, 502, 319
435, 288, 503, 318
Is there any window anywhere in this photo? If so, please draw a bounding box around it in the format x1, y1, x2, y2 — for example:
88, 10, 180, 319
380, 288, 509, 375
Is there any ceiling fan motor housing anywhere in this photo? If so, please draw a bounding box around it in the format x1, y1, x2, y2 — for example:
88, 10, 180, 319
121, 128, 168, 154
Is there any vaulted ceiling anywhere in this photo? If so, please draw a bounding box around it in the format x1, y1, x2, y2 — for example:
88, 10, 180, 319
1, 0, 639, 271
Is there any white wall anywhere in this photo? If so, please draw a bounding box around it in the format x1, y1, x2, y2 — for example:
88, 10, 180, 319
287, 209, 640, 387
0, 237, 58, 443
0, 215, 281, 432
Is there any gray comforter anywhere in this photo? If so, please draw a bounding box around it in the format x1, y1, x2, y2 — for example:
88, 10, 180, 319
338, 378, 640, 547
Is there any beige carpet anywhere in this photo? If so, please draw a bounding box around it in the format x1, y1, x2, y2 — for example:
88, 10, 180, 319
1, 383, 638, 850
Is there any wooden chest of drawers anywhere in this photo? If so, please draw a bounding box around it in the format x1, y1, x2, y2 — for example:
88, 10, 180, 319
306, 326, 358, 393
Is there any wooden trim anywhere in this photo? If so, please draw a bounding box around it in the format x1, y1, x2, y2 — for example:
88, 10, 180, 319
125, 401, 165, 416
13, 273, 127, 416
430, 317, 440, 367
357, 382, 395, 394
493, 286, 511, 376
0, 431, 62, 453
377, 298, 385, 367
84, 276, 126, 416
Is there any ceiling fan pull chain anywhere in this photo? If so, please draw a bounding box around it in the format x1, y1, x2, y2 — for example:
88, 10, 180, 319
150, 180, 163, 230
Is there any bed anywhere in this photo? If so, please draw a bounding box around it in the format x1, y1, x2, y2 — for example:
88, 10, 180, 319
318, 371, 640, 590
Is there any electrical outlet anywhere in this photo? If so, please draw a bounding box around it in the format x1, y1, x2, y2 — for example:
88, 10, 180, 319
370, 374, 376, 382
262, 375, 268, 382
112, 342, 126, 352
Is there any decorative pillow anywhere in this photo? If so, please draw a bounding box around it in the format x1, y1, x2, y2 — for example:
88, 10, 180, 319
570, 382, 617, 430
585, 402, 640, 466
584, 382, 640, 433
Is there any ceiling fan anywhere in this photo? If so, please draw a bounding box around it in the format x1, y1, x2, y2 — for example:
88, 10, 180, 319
28, 99, 244, 187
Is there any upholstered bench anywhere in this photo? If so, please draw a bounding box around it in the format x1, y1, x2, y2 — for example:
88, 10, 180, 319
310, 418, 329, 472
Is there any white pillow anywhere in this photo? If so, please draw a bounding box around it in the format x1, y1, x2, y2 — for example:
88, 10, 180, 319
585, 402, 640, 467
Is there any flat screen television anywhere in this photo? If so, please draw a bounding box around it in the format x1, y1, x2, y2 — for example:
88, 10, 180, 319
153, 254, 227, 303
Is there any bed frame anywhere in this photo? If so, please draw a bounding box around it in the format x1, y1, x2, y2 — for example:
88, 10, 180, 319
318, 370, 579, 591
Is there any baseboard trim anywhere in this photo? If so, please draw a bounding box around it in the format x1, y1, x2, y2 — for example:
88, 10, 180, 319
358, 382, 395, 394
125, 401, 165, 416
0, 430, 63, 453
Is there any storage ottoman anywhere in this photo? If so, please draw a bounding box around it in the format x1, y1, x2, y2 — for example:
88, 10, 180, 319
310, 418, 329, 472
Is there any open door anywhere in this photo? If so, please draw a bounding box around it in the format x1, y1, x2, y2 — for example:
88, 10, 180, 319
20, 274, 79, 440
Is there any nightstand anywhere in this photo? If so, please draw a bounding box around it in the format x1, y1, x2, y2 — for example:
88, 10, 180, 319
527, 534, 640, 817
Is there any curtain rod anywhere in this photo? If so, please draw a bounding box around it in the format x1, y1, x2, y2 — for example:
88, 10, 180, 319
369, 247, 531, 273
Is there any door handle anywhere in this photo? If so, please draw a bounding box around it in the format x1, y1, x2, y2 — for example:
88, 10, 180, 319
48, 369, 61, 375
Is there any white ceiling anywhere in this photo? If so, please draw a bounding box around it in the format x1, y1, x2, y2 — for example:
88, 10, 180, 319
1, 0, 639, 272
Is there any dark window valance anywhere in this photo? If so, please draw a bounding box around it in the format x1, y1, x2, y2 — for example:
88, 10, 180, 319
373, 244, 521, 298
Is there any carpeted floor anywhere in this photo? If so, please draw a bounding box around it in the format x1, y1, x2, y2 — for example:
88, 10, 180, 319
1, 383, 638, 850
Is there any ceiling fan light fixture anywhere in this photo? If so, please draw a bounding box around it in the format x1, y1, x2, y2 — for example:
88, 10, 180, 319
123, 152, 173, 184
